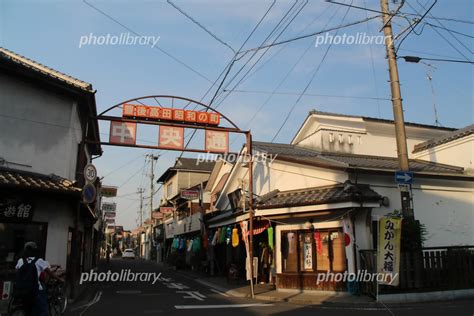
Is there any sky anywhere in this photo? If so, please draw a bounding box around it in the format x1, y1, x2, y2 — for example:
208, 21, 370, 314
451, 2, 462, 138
1, 0, 472, 230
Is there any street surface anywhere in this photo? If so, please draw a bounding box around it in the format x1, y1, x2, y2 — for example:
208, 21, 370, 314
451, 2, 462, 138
67, 259, 474, 316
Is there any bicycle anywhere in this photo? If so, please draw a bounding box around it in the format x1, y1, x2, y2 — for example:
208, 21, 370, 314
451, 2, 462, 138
7, 265, 68, 316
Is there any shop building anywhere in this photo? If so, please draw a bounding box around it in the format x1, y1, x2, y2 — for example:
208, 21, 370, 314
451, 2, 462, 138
204, 111, 473, 291
0, 47, 102, 297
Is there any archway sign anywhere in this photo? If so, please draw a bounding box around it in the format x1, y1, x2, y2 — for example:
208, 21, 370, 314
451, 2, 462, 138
91, 95, 256, 298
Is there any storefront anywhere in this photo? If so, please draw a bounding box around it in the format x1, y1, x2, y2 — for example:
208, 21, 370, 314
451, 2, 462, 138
256, 183, 382, 291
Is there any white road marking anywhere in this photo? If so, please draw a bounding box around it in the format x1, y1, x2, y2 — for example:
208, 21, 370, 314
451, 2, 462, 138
79, 291, 102, 316
176, 290, 206, 301
175, 303, 274, 309
116, 290, 142, 294
210, 289, 229, 297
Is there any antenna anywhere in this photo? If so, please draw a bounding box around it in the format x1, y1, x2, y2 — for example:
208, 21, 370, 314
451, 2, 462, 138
424, 64, 441, 127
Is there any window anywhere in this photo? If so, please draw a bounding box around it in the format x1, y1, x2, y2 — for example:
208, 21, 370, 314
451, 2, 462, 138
281, 228, 346, 273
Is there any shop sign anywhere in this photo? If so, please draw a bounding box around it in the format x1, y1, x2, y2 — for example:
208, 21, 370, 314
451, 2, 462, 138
101, 186, 118, 197
105, 218, 115, 224
104, 212, 116, 218
303, 236, 313, 271
164, 219, 175, 238
377, 217, 402, 286
180, 190, 199, 200
152, 211, 164, 219
0, 200, 34, 222
174, 212, 201, 235
122, 103, 221, 126
160, 207, 174, 213
102, 202, 116, 213
154, 224, 164, 240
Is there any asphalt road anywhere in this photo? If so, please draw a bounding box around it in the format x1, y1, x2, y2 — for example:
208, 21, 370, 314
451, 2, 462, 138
66, 258, 474, 316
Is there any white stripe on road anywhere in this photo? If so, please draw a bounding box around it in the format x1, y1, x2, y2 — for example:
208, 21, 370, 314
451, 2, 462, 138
210, 289, 229, 297
175, 303, 274, 309
116, 290, 142, 294
79, 291, 102, 316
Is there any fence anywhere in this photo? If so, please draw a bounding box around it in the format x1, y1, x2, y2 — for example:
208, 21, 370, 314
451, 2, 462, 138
359, 246, 474, 297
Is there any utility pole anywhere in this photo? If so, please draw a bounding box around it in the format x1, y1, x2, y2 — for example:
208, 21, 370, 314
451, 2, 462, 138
138, 188, 145, 226
146, 154, 159, 260
380, 0, 413, 217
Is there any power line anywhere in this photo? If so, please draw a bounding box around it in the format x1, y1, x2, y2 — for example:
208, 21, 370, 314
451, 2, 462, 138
167, 0, 236, 53
424, 22, 474, 39
236, 15, 380, 55
213, 0, 306, 109
271, 1, 355, 142
222, 89, 391, 101
395, 0, 437, 54
363, 0, 382, 118
82, 0, 214, 84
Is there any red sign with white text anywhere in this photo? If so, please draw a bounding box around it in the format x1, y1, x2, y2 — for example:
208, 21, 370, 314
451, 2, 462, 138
159, 126, 184, 150
205, 130, 229, 153
122, 103, 220, 126
109, 121, 137, 145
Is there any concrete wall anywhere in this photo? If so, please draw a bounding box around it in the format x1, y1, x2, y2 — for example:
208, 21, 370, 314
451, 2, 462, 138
32, 196, 77, 269
358, 174, 474, 247
0, 73, 82, 180
414, 135, 474, 174
292, 115, 449, 158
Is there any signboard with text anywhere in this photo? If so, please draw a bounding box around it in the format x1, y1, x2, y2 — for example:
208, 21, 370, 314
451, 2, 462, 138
180, 190, 200, 200
102, 202, 116, 213
159, 126, 184, 150
109, 121, 137, 145
101, 186, 118, 198
377, 217, 402, 286
122, 103, 221, 126
0, 200, 34, 222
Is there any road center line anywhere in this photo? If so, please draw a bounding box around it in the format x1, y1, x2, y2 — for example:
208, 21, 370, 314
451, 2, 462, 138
174, 303, 274, 309
116, 290, 142, 294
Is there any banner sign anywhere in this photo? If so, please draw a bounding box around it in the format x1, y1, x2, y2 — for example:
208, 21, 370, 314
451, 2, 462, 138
101, 186, 118, 198
102, 202, 116, 213
109, 121, 137, 145
205, 130, 229, 153
122, 103, 221, 126
180, 190, 200, 200
159, 126, 184, 150
377, 217, 402, 286
0, 200, 34, 223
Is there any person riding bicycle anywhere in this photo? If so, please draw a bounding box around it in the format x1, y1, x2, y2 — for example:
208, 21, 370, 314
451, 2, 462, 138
14, 241, 64, 316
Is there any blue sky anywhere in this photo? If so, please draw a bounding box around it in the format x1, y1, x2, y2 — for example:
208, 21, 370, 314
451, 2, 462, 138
2, 0, 472, 230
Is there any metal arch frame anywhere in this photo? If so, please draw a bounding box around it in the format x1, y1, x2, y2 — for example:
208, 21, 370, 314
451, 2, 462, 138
96, 94, 256, 299
98, 95, 241, 131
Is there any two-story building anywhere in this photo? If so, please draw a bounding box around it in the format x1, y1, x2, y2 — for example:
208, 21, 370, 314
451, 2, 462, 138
205, 110, 473, 291
0, 47, 102, 297
156, 157, 214, 267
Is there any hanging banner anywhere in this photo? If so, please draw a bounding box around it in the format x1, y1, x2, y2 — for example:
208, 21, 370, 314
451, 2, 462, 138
205, 130, 229, 153
314, 231, 322, 255
159, 126, 184, 150
109, 121, 137, 145
377, 217, 402, 286
122, 103, 221, 126
342, 217, 356, 274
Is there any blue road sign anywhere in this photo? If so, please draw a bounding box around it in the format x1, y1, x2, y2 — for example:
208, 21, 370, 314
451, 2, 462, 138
395, 171, 414, 184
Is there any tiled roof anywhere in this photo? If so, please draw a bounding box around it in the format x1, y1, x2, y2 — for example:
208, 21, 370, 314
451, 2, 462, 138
258, 182, 381, 209
253, 141, 464, 174
413, 124, 474, 153
309, 110, 456, 131
157, 158, 216, 183
0, 167, 80, 194
0, 47, 93, 92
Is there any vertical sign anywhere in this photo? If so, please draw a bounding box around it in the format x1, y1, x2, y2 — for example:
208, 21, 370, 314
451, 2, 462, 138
159, 126, 184, 150
109, 122, 137, 145
205, 130, 229, 153
377, 217, 402, 286
303, 236, 313, 270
